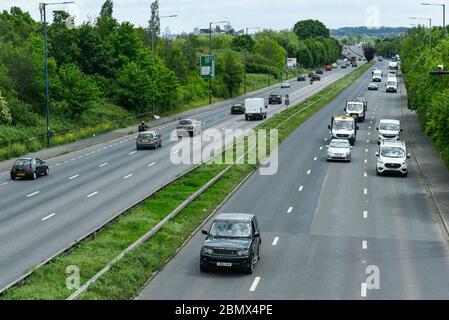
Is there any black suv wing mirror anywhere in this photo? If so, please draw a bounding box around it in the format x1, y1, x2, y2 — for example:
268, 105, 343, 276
254, 231, 260, 238
201, 230, 209, 235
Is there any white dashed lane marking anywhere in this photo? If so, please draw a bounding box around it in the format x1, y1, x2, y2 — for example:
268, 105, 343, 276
287, 207, 293, 214
148, 162, 157, 167
41, 213, 56, 221
299, 186, 304, 192
98, 163, 109, 168
68, 175, 79, 180
250, 277, 261, 292
26, 191, 40, 198
123, 174, 133, 179
272, 237, 279, 246
86, 192, 98, 198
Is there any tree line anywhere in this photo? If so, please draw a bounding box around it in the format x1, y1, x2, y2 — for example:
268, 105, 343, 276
399, 25, 449, 167
0, 2, 341, 150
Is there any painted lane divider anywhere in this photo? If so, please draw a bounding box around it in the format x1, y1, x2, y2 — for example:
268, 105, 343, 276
68, 175, 79, 181
287, 207, 293, 214
26, 191, 40, 198
250, 277, 261, 292
272, 237, 279, 246
41, 213, 56, 221
98, 163, 109, 168
86, 192, 99, 199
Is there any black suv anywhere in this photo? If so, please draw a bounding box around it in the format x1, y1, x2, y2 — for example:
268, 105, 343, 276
268, 92, 282, 104
297, 75, 306, 81
10, 158, 49, 180
231, 103, 245, 114
311, 73, 321, 81
200, 213, 261, 274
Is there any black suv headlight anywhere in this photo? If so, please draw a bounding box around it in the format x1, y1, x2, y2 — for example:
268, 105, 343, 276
202, 247, 213, 255
237, 249, 250, 257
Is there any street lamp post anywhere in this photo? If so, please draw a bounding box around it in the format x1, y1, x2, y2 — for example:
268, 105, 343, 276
410, 17, 433, 48
243, 27, 260, 94
39, 1, 74, 148
149, 14, 177, 119
208, 21, 226, 104
421, 2, 446, 37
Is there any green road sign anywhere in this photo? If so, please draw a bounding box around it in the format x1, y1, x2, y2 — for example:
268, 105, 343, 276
200, 55, 215, 79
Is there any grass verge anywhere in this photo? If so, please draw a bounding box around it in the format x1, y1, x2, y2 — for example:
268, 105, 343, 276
0, 62, 373, 300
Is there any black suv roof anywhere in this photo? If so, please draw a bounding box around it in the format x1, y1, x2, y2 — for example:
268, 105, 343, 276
214, 213, 254, 222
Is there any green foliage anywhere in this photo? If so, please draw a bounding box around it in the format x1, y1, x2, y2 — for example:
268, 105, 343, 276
0, 91, 12, 125
293, 19, 330, 39
400, 27, 449, 167
231, 34, 255, 52
375, 38, 401, 58
220, 49, 244, 97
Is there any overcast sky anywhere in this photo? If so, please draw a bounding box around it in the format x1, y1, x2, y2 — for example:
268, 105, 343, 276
0, 0, 445, 33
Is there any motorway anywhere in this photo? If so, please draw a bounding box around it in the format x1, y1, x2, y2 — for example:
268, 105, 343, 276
138, 60, 449, 300
0, 50, 361, 290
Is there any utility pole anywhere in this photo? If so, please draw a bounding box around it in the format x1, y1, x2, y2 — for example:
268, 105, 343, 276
39, 1, 74, 148
421, 2, 446, 37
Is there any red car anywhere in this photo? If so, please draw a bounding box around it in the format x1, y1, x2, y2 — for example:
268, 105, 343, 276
325, 65, 332, 71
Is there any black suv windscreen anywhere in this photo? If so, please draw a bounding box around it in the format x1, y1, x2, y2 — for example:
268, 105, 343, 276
179, 120, 192, 126
209, 221, 251, 238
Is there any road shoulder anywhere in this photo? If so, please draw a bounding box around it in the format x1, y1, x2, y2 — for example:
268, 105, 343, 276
400, 75, 449, 235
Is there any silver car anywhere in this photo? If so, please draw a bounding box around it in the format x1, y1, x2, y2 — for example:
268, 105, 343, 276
177, 119, 201, 138
326, 139, 352, 162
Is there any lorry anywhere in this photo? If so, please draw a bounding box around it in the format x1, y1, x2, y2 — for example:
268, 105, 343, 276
328, 116, 359, 146
388, 61, 399, 72
245, 98, 267, 121
372, 70, 382, 82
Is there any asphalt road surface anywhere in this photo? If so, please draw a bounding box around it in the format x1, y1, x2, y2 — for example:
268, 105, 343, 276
0, 48, 363, 290
138, 60, 449, 300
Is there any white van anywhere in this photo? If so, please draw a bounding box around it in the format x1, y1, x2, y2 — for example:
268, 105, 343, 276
245, 98, 267, 121
386, 77, 398, 93
372, 70, 382, 82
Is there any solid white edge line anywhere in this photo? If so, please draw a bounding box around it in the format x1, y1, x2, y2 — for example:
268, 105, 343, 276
250, 277, 261, 292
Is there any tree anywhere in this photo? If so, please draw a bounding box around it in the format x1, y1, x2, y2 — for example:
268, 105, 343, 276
231, 35, 255, 52
100, 0, 113, 19
221, 49, 243, 97
149, 0, 160, 41
293, 19, 329, 40
52, 64, 101, 117
0, 90, 12, 125
363, 47, 376, 61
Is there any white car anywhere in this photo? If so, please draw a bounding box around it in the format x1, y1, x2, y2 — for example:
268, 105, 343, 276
377, 119, 402, 145
376, 141, 410, 177
245, 98, 267, 121
281, 81, 290, 89
332, 63, 338, 68
326, 139, 352, 162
